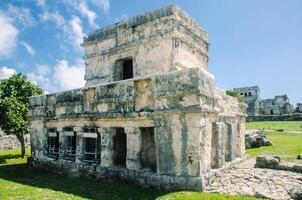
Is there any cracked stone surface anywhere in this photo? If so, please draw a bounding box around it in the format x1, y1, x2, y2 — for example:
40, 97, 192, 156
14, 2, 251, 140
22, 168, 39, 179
204, 162, 302, 200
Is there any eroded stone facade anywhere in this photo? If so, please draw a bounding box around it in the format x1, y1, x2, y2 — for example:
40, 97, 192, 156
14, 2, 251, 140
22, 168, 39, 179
28, 5, 246, 190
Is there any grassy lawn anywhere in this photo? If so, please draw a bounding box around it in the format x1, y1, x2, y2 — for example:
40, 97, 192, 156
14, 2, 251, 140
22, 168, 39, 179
0, 149, 259, 200
246, 121, 302, 163
246, 121, 302, 131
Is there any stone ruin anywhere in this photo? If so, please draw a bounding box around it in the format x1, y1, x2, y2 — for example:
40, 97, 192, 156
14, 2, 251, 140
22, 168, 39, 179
28, 5, 246, 190
234, 86, 296, 117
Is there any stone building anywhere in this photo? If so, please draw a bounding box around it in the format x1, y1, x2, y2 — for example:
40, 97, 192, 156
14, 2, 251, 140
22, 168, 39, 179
234, 86, 294, 116
259, 95, 294, 115
233, 86, 260, 116
28, 5, 246, 190
295, 103, 302, 113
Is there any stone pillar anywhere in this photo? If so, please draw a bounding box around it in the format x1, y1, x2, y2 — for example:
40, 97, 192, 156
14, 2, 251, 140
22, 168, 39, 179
57, 127, 65, 160
99, 127, 115, 167
74, 126, 83, 163
216, 122, 226, 168
125, 127, 142, 170
226, 123, 237, 161
235, 119, 245, 158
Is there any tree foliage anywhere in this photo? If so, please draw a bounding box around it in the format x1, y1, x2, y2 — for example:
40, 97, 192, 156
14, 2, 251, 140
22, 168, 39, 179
0, 74, 43, 157
226, 90, 244, 103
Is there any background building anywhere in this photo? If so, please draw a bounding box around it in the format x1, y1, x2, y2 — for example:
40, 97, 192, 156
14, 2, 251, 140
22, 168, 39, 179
234, 86, 295, 116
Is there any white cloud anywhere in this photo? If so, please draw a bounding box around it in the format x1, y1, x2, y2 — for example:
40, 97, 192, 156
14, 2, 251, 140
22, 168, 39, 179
7, 4, 35, 28
90, 0, 110, 13
21, 41, 36, 56
69, 16, 85, 47
0, 12, 18, 59
54, 59, 85, 90
26, 64, 56, 91
0, 66, 16, 79
40, 10, 85, 50
36, 0, 46, 8
35, 64, 50, 75
40, 11, 66, 27
78, 1, 97, 27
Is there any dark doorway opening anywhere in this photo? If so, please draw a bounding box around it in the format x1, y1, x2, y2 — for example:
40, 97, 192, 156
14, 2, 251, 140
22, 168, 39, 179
114, 58, 133, 81
114, 128, 127, 167
140, 127, 156, 172
270, 110, 274, 115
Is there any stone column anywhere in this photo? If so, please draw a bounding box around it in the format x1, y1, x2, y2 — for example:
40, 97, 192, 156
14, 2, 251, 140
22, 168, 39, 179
226, 123, 237, 161
74, 126, 83, 163
235, 119, 245, 158
57, 127, 65, 160
99, 127, 115, 167
216, 122, 226, 168
125, 127, 142, 170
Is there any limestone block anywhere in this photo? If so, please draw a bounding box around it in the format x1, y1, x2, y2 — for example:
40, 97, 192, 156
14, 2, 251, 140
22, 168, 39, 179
83, 88, 96, 112
134, 79, 153, 112
46, 95, 56, 116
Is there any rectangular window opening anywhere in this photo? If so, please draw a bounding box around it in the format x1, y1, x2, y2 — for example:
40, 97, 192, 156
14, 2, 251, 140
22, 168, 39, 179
113, 128, 127, 167
83, 137, 100, 162
64, 132, 76, 161
48, 131, 59, 160
114, 58, 133, 81
140, 127, 156, 172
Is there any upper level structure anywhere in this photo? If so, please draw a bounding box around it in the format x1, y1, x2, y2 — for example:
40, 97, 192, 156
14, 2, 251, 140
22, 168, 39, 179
82, 5, 209, 86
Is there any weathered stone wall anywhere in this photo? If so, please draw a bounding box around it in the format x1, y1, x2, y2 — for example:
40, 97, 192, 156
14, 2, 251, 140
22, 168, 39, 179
0, 131, 30, 150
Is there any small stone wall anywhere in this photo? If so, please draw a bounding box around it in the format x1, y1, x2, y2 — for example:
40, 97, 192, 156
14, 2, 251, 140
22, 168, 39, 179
0, 132, 30, 150
247, 114, 302, 122
29, 158, 204, 190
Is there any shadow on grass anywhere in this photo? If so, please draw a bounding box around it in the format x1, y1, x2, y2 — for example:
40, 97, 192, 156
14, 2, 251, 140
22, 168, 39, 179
0, 154, 23, 164
0, 163, 174, 200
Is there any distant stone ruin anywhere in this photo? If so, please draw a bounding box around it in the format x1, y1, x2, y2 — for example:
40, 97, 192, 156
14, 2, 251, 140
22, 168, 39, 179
233, 86, 301, 121
28, 5, 246, 190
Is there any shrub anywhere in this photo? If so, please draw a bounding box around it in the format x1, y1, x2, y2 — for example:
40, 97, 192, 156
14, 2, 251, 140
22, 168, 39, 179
226, 90, 244, 102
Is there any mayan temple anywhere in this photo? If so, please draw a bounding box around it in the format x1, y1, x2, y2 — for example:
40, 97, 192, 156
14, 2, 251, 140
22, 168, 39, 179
28, 5, 246, 190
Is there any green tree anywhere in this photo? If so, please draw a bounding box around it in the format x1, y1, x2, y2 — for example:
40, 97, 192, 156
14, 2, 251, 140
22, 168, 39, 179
0, 74, 43, 157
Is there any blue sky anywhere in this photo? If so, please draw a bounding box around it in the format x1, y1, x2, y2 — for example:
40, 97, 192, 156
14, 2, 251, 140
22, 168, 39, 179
0, 0, 301, 104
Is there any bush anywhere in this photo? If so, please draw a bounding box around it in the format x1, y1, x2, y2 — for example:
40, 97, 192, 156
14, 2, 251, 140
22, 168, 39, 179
226, 90, 244, 102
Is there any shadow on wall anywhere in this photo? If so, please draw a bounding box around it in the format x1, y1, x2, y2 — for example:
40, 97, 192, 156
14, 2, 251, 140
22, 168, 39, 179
0, 162, 176, 200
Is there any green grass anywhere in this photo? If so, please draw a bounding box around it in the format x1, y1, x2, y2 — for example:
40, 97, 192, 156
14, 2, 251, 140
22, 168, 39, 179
0, 149, 260, 200
246, 121, 302, 163
246, 131, 302, 163
246, 121, 302, 131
